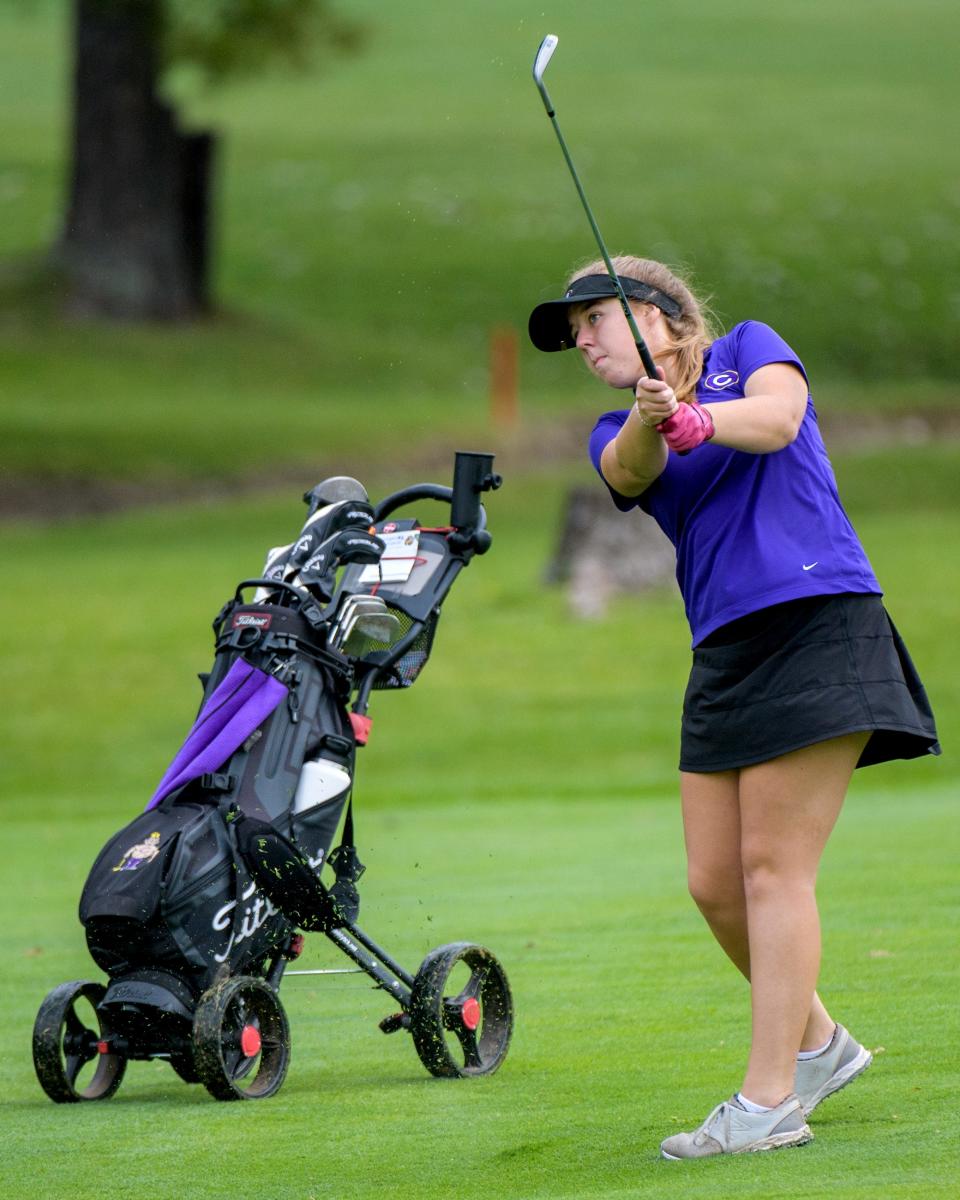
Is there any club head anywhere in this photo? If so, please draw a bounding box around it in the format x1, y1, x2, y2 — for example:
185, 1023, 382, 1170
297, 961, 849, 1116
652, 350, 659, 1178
329, 595, 385, 646
302, 498, 374, 537
261, 542, 292, 580
533, 34, 558, 110
303, 476, 368, 517
350, 596, 388, 615
337, 609, 363, 646
332, 529, 385, 566
329, 592, 361, 633
254, 544, 294, 601
345, 597, 386, 625
337, 596, 383, 629
533, 33, 558, 83
342, 612, 401, 655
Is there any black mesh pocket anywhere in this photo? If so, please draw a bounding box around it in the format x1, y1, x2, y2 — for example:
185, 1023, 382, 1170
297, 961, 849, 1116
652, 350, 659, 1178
349, 604, 439, 688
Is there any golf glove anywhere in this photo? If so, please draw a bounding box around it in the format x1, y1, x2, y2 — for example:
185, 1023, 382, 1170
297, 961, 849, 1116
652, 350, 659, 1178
658, 400, 715, 453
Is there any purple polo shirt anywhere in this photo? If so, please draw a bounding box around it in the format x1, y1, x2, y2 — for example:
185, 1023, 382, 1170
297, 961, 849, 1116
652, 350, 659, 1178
588, 320, 881, 645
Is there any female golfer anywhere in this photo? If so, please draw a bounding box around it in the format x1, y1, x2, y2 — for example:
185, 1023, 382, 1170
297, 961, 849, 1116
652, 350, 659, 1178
528, 256, 939, 1159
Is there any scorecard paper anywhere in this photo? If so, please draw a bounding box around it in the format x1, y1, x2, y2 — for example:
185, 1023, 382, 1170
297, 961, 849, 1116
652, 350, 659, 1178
359, 530, 421, 585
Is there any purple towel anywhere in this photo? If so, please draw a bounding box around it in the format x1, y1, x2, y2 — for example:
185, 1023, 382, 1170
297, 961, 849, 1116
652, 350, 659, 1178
147, 660, 288, 810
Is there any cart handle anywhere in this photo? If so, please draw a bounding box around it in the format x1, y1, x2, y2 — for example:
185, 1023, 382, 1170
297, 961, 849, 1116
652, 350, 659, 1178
373, 484, 455, 521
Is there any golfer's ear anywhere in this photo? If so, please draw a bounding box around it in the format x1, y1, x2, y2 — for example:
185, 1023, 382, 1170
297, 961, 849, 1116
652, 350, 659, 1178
635, 302, 660, 327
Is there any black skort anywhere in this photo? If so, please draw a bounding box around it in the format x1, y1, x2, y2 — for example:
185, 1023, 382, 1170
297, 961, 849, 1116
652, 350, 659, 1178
680, 593, 941, 773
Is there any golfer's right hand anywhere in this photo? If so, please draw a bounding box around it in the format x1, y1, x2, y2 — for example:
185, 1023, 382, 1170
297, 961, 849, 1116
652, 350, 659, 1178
634, 368, 679, 428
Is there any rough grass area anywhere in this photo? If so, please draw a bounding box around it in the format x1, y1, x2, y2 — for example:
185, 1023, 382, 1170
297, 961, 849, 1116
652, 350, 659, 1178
4, 458, 955, 812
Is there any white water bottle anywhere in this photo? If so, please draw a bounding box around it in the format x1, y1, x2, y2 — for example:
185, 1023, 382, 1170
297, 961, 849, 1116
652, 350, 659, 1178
293, 758, 351, 814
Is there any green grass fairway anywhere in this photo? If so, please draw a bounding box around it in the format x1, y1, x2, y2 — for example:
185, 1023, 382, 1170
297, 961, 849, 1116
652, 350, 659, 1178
1, 467, 957, 1197
3, 788, 957, 1200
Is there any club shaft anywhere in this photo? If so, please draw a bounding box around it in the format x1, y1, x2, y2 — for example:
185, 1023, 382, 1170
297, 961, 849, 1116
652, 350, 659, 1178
534, 37, 659, 379
547, 115, 658, 377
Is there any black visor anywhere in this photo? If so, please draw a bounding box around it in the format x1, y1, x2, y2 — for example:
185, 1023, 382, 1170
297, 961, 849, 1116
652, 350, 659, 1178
528, 274, 681, 352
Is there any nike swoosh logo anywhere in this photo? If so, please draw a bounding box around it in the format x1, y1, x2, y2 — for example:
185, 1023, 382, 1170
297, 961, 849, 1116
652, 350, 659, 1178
802, 562, 819, 571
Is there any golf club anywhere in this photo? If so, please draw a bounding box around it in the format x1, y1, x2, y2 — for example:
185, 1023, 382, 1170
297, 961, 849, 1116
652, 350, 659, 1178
329, 593, 400, 652
330, 594, 380, 646
341, 611, 401, 656
303, 476, 368, 518
532, 34, 659, 379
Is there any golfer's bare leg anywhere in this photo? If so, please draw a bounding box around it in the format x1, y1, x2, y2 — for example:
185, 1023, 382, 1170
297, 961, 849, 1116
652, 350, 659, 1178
736, 732, 869, 1106
681, 769, 835, 1048
681, 769, 749, 973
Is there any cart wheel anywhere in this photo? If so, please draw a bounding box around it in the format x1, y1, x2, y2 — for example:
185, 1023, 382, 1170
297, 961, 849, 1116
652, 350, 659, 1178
192, 976, 290, 1101
32, 980, 126, 1103
408, 942, 513, 1078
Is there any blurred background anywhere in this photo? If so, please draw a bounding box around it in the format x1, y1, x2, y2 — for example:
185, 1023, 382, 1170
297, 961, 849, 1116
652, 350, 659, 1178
2, 0, 957, 813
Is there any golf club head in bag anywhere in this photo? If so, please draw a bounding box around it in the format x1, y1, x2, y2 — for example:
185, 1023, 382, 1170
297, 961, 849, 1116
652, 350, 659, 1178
341, 612, 401, 657
329, 595, 383, 645
329, 595, 401, 655
302, 476, 368, 517
258, 495, 379, 598
293, 528, 386, 599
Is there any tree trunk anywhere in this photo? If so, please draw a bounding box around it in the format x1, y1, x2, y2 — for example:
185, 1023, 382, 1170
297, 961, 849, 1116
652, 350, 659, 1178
57, 0, 216, 320
545, 486, 676, 619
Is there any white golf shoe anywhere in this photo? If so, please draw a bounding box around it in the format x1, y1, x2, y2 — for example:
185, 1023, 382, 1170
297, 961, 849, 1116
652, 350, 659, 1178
795, 1024, 873, 1116
660, 1093, 812, 1160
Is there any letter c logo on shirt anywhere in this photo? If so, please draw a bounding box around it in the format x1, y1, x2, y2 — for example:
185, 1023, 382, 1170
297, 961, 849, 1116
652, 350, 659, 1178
704, 371, 740, 391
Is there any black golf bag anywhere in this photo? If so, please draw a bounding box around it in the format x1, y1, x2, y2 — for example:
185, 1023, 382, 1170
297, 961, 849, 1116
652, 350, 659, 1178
79, 604, 355, 971
34, 453, 514, 1103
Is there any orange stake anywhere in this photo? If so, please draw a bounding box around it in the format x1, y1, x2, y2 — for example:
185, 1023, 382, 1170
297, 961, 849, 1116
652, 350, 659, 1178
490, 325, 519, 429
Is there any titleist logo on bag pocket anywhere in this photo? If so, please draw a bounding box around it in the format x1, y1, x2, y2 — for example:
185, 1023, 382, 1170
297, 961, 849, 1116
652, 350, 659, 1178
232, 612, 273, 630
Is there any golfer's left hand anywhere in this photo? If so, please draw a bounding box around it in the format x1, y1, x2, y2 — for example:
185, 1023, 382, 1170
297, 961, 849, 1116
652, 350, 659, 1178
658, 400, 716, 453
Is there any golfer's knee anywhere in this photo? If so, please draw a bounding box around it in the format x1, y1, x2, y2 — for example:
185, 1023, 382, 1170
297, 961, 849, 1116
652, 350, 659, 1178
687, 866, 742, 915
740, 849, 815, 902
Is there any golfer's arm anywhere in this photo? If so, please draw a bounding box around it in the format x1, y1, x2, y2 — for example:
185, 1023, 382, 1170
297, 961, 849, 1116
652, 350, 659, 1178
703, 363, 808, 454
599, 409, 669, 497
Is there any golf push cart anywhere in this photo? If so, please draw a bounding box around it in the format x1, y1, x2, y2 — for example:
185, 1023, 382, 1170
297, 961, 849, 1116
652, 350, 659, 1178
33, 451, 513, 1102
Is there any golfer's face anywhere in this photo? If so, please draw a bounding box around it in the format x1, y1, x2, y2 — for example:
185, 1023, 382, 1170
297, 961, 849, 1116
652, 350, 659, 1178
569, 299, 642, 388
